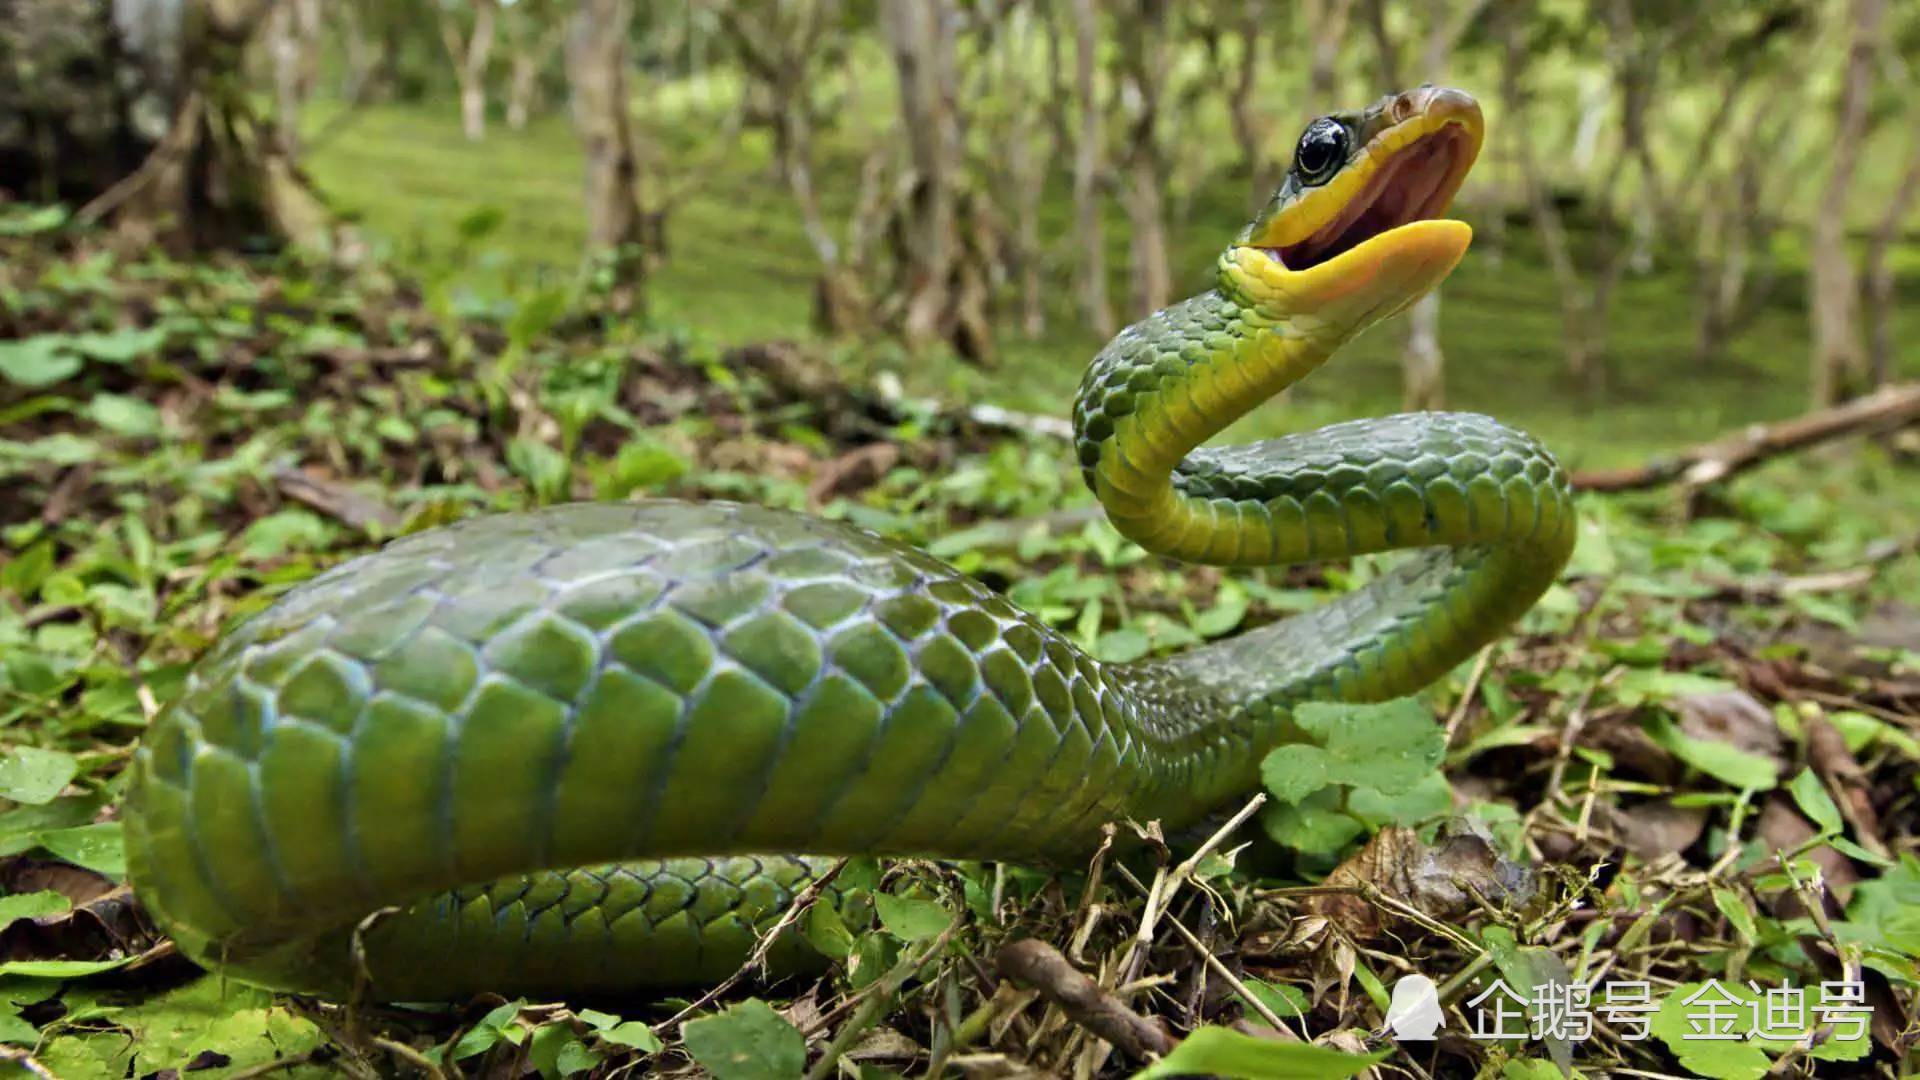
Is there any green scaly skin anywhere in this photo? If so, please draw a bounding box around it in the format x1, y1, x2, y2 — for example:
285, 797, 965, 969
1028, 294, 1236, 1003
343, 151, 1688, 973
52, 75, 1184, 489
122, 87, 1575, 999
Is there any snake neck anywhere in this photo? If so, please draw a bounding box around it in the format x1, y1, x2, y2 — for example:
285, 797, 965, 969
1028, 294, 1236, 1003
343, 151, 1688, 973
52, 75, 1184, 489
1072, 256, 1577, 822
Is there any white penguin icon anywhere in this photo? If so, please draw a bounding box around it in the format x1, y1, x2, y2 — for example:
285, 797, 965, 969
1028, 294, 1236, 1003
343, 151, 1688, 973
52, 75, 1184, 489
1386, 974, 1444, 1041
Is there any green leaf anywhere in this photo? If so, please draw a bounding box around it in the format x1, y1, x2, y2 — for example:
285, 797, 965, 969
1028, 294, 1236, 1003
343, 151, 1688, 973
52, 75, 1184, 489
1236, 979, 1310, 1026
451, 999, 526, 1060
577, 1009, 662, 1052
804, 899, 855, 960
1648, 717, 1779, 791
36, 822, 124, 877
0, 542, 55, 599
67, 328, 165, 363
1787, 768, 1843, 835
0, 338, 80, 388
873, 893, 952, 943
1260, 746, 1332, 804
0, 956, 132, 978
529, 1021, 601, 1079
0, 747, 78, 805
1191, 582, 1249, 638
0, 1002, 37, 1045
0, 890, 70, 925
87, 393, 163, 437
600, 1020, 662, 1053
1295, 698, 1446, 796
1711, 887, 1757, 943
682, 999, 806, 1080
1480, 927, 1575, 1076
508, 437, 572, 502
1260, 793, 1365, 856
1131, 1026, 1386, 1080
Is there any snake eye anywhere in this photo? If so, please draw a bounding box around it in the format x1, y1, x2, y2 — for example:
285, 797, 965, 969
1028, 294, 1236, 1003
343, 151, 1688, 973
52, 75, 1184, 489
1293, 118, 1348, 185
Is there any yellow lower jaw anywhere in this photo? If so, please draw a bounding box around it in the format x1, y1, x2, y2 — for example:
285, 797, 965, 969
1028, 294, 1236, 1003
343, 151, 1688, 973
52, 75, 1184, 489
1223, 219, 1472, 327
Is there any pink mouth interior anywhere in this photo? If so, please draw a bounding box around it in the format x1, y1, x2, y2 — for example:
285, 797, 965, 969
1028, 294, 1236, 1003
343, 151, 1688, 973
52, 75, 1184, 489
1268, 124, 1472, 270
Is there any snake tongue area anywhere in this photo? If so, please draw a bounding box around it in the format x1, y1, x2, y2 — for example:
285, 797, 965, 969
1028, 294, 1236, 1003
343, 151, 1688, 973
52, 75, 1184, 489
1273, 123, 1476, 270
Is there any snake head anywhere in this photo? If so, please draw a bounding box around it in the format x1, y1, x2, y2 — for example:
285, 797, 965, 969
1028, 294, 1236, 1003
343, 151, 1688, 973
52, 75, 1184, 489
1226, 86, 1484, 326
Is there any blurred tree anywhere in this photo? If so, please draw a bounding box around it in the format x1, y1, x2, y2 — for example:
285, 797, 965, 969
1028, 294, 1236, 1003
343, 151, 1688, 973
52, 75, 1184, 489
1067, 0, 1116, 338
0, 0, 330, 252
265, 0, 323, 152
1113, 0, 1174, 318
881, 0, 964, 348
1809, 0, 1886, 406
567, 0, 644, 314
715, 0, 876, 334
974, 0, 1051, 337
502, 0, 567, 131
437, 0, 498, 140
1362, 0, 1493, 411
1191, 1, 1278, 209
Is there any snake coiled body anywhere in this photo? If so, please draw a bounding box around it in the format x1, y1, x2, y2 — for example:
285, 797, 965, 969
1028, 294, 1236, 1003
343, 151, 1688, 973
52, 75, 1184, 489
123, 87, 1576, 999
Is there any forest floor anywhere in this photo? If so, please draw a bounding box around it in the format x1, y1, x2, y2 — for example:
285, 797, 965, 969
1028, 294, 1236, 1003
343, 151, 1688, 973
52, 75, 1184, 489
1, 165, 1919, 1076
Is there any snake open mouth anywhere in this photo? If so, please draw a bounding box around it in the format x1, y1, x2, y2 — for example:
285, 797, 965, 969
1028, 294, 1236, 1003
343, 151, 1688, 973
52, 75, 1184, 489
1270, 123, 1478, 270
1242, 87, 1485, 274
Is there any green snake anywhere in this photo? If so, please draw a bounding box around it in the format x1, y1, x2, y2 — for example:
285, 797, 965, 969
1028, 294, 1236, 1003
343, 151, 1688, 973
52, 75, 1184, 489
124, 87, 1574, 999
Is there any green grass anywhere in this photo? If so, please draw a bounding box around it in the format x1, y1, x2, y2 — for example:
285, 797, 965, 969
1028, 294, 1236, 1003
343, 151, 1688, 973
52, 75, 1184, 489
307, 99, 1920, 470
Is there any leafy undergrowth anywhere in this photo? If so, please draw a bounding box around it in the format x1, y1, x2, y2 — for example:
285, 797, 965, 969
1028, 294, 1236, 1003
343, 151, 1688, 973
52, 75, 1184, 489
2, 211, 1919, 1079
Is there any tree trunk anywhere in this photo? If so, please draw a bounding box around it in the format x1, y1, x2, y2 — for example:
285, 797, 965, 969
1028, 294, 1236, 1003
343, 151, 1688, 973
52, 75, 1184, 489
23, 0, 332, 254
716, 0, 869, 335
1222, 3, 1272, 208
265, 0, 321, 152
1864, 126, 1920, 391
1114, 0, 1172, 319
438, 0, 497, 141
880, 0, 962, 347
1067, 0, 1114, 338
505, 17, 563, 131
1809, 0, 1884, 406
566, 0, 645, 316
1370, 0, 1491, 410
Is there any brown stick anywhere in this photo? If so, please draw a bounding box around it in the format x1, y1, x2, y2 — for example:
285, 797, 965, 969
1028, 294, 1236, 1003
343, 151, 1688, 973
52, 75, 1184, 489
1571, 382, 1920, 493
994, 938, 1173, 1061
274, 469, 402, 532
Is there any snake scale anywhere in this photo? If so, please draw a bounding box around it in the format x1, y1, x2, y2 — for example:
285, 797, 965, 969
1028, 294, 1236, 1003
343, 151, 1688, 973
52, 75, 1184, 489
123, 87, 1575, 999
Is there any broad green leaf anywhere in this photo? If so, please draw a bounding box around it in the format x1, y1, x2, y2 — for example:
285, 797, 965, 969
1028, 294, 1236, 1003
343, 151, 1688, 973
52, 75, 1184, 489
1260, 746, 1332, 804
1236, 978, 1310, 1025
682, 999, 805, 1080
1787, 768, 1843, 835
1293, 699, 1446, 796
0, 957, 131, 978
0, 338, 81, 387
0, 890, 70, 925
87, 394, 163, 437
0, 542, 54, 599
1711, 887, 1757, 943
529, 1021, 601, 1079
451, 999, 527, 1060
1131, 1026, 1386, 1080
804, 899, 856, 960
1261, 794, 1365, 856
67, 328, 165, 363
0, 747, 78, 804
1648, 717, 1778, 791
36, 822, 124, 877
873, 893, 951, 943
1481, 927, 1574, 1075
578, 1009, 662, 1052
0, 1002, 36, 1045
